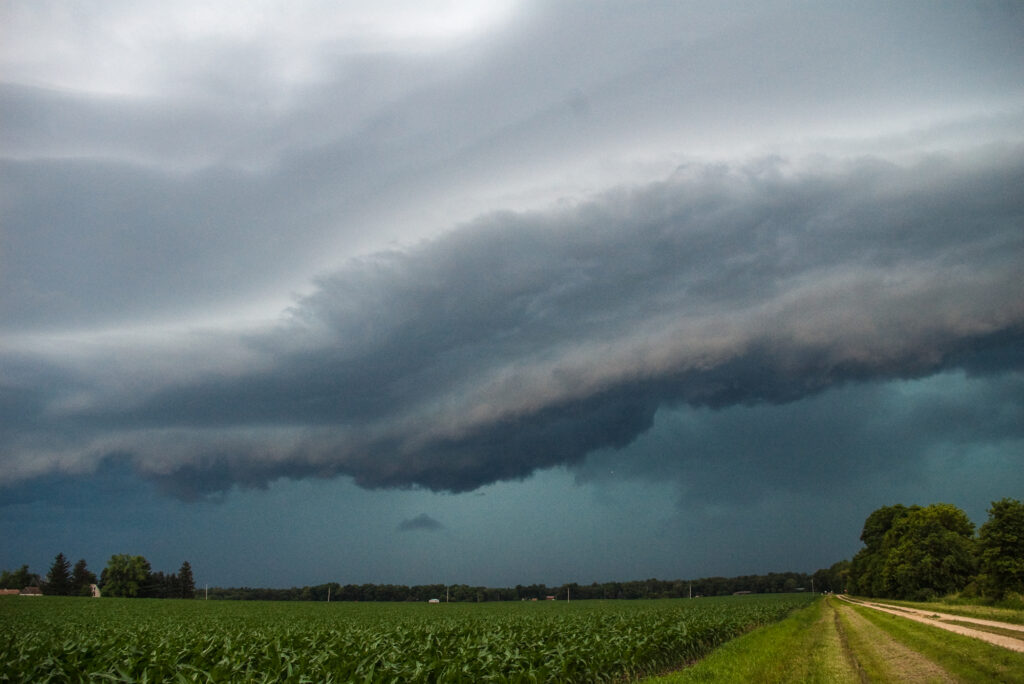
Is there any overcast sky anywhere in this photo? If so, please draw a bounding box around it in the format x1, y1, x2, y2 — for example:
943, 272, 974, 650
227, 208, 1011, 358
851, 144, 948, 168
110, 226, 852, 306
2, 1, 1023, 589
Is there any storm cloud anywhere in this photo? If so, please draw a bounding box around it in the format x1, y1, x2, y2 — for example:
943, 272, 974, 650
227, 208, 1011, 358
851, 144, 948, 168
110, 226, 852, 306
2, 147, 1022, 498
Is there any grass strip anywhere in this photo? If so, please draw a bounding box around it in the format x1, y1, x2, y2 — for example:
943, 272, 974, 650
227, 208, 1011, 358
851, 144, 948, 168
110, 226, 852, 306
850, 604, 1024, 683
835, 601, 954, 682
642, 597, 859, 684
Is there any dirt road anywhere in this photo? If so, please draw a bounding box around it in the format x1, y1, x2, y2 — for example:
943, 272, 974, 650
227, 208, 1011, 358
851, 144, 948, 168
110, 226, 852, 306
837, 595, 1024, 653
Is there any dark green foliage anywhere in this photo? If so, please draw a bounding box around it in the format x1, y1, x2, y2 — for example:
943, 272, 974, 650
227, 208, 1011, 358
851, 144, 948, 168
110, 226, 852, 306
178, 561, 196, 599
205, 573, 815, 602
71, 559, 97, 596
847, 502, 977, 600
849, 504, 916, 597
812, 559, 850, 594
45, 553, 72, 596
881, 503, 976, 599
100, 555, 153, 598
978, 498, 1024, 598
0, 565, 36, 590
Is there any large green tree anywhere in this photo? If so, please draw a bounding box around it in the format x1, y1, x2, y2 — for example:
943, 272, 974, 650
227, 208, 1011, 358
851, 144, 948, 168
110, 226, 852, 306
849, 503, 976, 599
71, 559, 97, 596
848, 504, 914, 596
881, 503, 976, 600
978, 498, 1024, 598
45, 553, 72, 595
100, 554, 152, 598
0, 565, 34, 590
178, 561, 196, 599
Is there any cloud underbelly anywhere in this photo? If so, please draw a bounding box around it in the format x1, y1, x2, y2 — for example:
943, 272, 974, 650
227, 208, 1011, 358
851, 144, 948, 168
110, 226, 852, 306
3, 149, 1023, 498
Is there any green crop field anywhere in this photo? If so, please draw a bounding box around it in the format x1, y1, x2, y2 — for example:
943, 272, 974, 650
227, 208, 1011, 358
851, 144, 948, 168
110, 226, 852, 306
0, 593, 813, 682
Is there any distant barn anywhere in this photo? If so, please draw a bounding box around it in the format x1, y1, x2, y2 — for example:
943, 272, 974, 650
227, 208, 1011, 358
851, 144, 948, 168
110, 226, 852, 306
20, 587, 43, 596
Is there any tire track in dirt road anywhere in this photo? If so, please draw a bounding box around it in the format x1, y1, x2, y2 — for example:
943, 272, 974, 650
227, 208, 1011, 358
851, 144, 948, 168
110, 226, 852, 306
838, 595, 1024, 653
831, 599, 869, 684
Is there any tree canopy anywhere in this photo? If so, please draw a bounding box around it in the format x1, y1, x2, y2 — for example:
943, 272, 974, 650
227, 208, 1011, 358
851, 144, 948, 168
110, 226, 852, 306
100, 555, 153, 598
71, 558, 97, 596
0, 564, 37, 590
45, 553, 72, 596
178, 561, 196, 599
977, 497, 1024, 598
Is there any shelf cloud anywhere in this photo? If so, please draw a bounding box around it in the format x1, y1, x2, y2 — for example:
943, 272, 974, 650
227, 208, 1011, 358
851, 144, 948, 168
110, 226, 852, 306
3, 148, 1022, 499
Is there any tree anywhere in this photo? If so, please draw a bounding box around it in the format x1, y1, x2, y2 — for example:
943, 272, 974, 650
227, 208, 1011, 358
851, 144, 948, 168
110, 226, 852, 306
848, 503, 976, 599
978, 498, 1024, 598
0, 565, 34, 590
848, 504, 915, 596
881, 503, 976, 600
46, 553, 72, 596
71, 559, 97, 596
178, 561, 196, 599
100, 554, 152, 598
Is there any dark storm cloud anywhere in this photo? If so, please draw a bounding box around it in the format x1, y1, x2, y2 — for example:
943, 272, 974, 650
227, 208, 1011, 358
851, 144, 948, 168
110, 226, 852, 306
2, 147, 1022, 496
397, 514, 444, 532
575, 370, 1024, 504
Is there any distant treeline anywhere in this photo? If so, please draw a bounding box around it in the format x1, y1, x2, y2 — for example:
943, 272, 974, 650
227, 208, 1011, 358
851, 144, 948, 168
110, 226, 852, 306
205, 571, 824, 602
0, 553, 195, 599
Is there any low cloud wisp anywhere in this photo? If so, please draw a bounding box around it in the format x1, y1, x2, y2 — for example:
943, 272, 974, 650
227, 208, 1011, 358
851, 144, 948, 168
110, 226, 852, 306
398, 514, 445, 532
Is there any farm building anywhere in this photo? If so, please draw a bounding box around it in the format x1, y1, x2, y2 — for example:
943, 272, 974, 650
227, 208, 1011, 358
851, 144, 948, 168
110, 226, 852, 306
428, 598, 440, 604
0, 589, 20, 596
20, 587, 43, 596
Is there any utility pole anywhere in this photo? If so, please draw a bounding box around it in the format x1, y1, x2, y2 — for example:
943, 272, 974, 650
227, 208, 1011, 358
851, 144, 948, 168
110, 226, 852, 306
327, 586, 331, 603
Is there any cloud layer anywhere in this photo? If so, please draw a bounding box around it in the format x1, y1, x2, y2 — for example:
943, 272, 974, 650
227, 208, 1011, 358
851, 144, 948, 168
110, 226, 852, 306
3, 146, 1022, 498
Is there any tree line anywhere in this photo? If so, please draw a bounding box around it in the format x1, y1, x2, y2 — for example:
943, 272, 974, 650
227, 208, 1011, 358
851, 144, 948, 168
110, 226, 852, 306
0, 553, 195, 599
100, 554, 196, 599
5, 498, 1018, 604
205, 572, 814, 602
0, 556, 96, 596
3, 559, 814, 602
823, 498, 1024, 602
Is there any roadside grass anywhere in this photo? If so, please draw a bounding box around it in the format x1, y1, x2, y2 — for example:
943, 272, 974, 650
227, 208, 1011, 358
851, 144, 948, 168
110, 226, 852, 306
642, 597, 859, 683
864, 596, 1024, 626
850, 603, 1024, 683
835, 601, 951, 683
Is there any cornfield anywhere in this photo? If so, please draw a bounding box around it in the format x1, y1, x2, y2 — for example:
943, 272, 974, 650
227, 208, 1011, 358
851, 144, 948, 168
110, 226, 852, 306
0, 593, 813, 682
